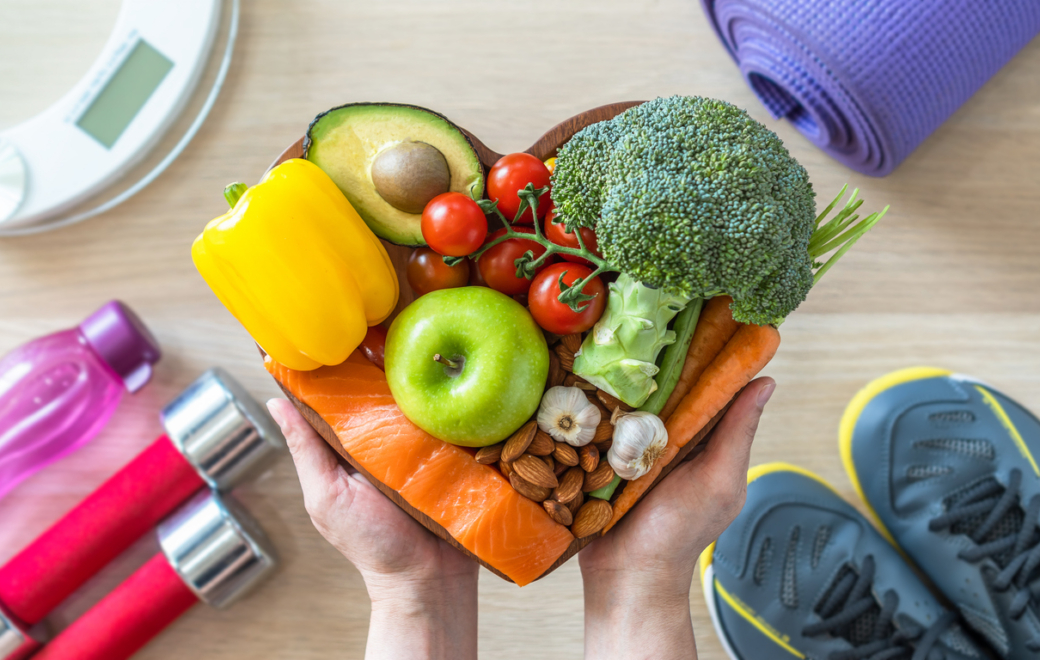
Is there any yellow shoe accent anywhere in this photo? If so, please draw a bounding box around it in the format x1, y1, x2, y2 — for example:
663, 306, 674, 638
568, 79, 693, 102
975, 385, 1040, 478
713, 577, 806, 658
747, 462, 840, 493
838, 367, 952, 547
699, 464, 839, 595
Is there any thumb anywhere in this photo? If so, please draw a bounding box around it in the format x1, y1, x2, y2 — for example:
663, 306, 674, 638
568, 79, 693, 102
690, 377, 774, 476
683, 377, 774, 511
267, 398, 345, 508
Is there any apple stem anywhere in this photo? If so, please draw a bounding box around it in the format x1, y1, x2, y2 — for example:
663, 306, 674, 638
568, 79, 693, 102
433, 354, 460, 370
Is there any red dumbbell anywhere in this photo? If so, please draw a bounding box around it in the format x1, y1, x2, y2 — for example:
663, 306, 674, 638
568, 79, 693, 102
0, 368, 283, 646
34, 490, 277, 660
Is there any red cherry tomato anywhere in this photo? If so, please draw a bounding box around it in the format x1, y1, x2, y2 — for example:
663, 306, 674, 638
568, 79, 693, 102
406, 247, 470, 296
545, 208, 602, 266
477, 227, 550, 296
487, 153, 552, 224
528, 263, 606, 335
421, 192, 487, 256
359, 325, 388, 370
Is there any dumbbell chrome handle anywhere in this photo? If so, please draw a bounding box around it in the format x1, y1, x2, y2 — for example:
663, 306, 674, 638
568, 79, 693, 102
0, 603, 36, 660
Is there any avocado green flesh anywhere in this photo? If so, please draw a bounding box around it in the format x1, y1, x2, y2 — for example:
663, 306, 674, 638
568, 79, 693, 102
306, 104, 485, 246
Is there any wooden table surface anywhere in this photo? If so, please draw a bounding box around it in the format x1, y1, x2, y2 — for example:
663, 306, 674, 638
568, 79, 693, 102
2, 1, 1039, 658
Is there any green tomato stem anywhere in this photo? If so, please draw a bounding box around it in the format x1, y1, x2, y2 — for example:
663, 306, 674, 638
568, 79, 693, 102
467, 188, 617, 306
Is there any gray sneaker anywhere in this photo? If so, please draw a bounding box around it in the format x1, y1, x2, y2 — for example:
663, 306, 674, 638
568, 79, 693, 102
843, 367, 1040, 658
700, 463, 982, 659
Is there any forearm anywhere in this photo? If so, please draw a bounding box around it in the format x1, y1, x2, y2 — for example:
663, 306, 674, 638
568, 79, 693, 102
583, 571, 697, 660
365, 574, 478, 660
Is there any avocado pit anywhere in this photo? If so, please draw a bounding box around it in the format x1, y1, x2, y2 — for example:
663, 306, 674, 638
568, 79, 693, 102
371, 141, 451, 214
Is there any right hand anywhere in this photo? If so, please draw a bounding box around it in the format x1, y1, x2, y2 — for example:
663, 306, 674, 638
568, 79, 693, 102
578, 377, 775, 659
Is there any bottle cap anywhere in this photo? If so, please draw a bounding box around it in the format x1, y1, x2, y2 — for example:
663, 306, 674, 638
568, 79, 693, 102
79, 301, 162, 393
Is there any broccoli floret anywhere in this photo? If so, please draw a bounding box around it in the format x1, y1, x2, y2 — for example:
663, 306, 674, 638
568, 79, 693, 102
551, 119, 618, 230
551, 96, 824, 326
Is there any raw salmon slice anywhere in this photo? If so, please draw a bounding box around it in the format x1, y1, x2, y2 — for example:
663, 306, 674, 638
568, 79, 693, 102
266, 354, 574, 586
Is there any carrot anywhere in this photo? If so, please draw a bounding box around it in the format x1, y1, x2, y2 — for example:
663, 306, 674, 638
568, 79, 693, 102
604, 323, 781, 532
658, 296, 741, 422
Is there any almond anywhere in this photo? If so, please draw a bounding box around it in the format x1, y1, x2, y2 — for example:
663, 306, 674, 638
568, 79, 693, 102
554, 343, 575, 372
553, 460, 569, 477
597, 389, 633, 414
593, 420, 614, 443
510, 474, 550, 502
594, 438, 613, 453
542, 455, 555, 472
572, 499, 612, 538
499, 460, 513, 478
564, 373, 596, 391
583, 461, 616, 492
527, 430, 555, 456
561, 333, 583, 355
475, 443, 503, 465
543, 499, 574, 526
580, 444, 600, 473
501, 421, 537, 463
566, 492, 584, 516
552, 466, 584, 504
553, 441, 580, 467
586, 390, 611, 417
513, 454, 559, 489
547, 350, 566, 388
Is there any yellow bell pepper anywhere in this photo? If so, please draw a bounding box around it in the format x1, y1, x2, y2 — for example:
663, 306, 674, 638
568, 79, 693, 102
192, 158, 399, 371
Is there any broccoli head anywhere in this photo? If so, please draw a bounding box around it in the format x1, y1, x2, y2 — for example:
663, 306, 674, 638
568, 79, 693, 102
551, 96, 820, 326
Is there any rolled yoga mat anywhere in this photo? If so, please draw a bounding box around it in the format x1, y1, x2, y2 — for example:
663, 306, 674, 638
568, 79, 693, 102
701, 0, 1040, 176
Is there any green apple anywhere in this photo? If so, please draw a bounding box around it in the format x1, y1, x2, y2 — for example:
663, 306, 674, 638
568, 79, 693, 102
385, 286, 548, 446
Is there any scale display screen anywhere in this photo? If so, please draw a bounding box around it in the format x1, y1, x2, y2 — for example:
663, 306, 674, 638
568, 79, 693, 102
75, 39, 173, 149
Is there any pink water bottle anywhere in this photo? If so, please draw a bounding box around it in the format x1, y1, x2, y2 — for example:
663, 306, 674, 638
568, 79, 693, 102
0, 301, 161, 501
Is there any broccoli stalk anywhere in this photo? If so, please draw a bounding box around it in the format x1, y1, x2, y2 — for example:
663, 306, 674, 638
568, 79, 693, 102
572, 273, 693, 406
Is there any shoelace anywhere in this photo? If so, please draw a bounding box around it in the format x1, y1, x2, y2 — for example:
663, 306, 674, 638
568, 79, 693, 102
802, 555, 957, 660
929, 468, 1040, 652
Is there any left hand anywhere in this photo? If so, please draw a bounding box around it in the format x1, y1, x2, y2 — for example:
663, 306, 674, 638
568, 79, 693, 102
267, 398, 477, 588
267, 398, 478, 660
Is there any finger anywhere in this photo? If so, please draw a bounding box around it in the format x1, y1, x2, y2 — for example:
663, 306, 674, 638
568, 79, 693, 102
267, 398, 343, 499
689, 376, 775, 481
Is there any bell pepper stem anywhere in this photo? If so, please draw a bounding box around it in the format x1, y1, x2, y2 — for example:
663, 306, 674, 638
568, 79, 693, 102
224, 182, 248, 208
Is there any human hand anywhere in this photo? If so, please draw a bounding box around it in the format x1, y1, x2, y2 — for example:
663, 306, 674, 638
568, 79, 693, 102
578, 377, 775, 660
267, 398, 478, 660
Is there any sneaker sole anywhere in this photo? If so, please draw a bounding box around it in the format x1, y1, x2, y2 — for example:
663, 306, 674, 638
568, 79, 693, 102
698, 462, 844, 660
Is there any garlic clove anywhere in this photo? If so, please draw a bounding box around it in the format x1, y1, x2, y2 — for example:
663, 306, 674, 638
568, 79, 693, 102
536, 386, 602, 447
606, 411, 668, 480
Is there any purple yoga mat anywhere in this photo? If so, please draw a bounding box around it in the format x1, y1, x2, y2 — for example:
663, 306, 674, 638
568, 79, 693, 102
701, 0, 1040, 176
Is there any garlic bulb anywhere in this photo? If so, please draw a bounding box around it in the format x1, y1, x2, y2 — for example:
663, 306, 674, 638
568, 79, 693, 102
537, 386, 602, 446
607, 411, 668, 480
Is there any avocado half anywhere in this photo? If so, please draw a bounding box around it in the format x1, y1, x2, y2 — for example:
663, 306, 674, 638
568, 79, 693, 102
304, 103, 485, 246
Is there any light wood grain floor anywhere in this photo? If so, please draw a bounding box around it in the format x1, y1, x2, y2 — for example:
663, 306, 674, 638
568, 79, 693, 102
2, 1, 1039, 658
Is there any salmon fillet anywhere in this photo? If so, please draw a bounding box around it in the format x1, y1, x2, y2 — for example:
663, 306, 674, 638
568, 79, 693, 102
266, 354, 574, 586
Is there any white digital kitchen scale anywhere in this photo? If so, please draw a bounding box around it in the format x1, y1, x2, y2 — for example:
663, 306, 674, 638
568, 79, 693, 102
0, 0, 239, 235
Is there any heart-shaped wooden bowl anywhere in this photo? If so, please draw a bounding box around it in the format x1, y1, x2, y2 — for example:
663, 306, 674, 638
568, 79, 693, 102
265, 102, 731, 582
